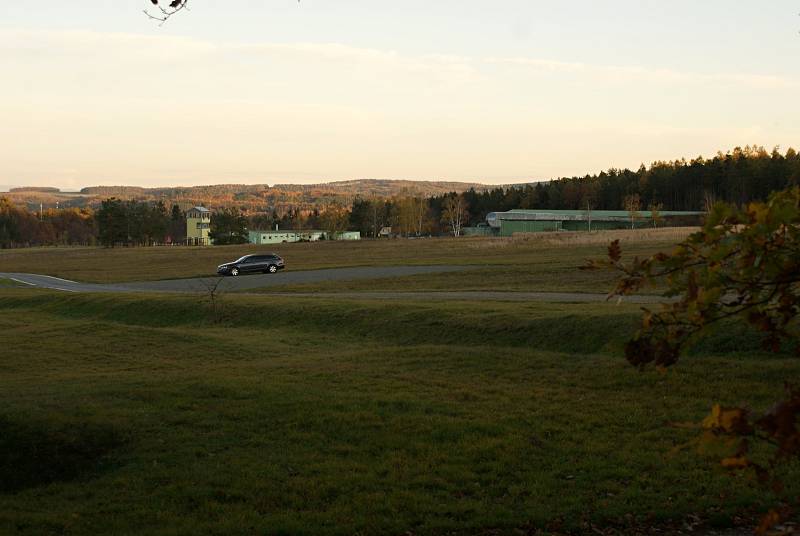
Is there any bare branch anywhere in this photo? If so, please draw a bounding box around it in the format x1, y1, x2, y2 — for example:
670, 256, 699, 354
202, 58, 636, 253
144, 0, 190, 25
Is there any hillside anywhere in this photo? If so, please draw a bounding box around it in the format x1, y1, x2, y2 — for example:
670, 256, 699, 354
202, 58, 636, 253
2, 179, 489, 212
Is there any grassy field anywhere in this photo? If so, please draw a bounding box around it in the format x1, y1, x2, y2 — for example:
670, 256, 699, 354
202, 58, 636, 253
0, 230, 691, 294
252, 265, 629, 295
0, 289, 795, 535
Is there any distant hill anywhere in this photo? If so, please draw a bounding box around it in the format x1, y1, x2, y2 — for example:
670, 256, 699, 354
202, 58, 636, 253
270, 179, 486, 197
4, 179, 492, 212
10, 187, 62, 193
81, 179, 485, 198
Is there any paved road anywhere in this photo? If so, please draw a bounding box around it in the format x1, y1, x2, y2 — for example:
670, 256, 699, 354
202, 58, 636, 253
0, 266, 470, 294
0, 267, 667, 304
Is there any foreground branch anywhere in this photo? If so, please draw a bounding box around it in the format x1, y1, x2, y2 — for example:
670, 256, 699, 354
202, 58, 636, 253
144, 0, 189, 24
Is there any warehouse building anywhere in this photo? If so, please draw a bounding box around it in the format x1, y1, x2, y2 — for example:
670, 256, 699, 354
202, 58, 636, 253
248, 229, 361, 244
480, 209, 703, 237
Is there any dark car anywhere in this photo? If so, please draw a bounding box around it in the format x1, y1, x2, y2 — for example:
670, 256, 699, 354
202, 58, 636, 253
217, 254, 285, 276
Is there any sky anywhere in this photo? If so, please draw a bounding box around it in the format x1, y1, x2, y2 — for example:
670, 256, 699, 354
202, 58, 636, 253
1, 1, 799, 190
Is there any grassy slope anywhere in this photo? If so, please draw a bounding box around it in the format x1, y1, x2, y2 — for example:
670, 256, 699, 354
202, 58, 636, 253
0, 290, 795, 535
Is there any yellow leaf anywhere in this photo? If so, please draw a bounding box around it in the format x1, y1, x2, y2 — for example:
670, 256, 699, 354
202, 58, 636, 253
701, 405, 748, 433
702, 405, 722, 429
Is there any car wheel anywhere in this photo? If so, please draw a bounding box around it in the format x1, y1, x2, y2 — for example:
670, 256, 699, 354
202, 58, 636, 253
230, 268, 240, 276
268, 264, 278, 273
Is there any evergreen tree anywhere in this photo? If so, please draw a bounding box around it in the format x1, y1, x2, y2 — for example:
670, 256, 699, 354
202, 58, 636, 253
209, 208, 248, 245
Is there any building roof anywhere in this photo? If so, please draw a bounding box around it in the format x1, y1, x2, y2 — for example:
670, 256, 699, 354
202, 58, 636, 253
505, 209, 703, 217
249, 229, 326, 235
189, 206, 210, 213
487, 209, 704, 227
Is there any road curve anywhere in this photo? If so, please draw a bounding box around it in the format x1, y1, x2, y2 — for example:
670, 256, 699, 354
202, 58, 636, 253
0, 267, 667, 304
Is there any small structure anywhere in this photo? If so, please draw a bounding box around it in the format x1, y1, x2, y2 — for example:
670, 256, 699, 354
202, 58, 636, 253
186, 206, 212, 245
248, 229, 361, 245
481, 209, 704, 237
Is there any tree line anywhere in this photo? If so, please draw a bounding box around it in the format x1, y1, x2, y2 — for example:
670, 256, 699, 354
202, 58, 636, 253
95, 199, 185, 247
347, 146, 800, 235
347, 194, 470, 238
0, 198, 96, 248
457, 145, 800, 222
2, 145, 798, 247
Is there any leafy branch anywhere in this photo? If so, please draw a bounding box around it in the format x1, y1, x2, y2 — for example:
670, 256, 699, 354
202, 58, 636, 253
585, 186, 800, 533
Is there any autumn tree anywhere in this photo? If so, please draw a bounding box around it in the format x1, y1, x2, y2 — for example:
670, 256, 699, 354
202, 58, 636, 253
623, 193, 641, 229
54, 208, 95, 245
441, 193, 469, 237
648, 201, 663, 228
411, 197, 432, 237
0, 199, 95, 248
391, 196, 416, 237
588, 186, 800, 533
319, 203, 350, 239
0, 198, 21, 248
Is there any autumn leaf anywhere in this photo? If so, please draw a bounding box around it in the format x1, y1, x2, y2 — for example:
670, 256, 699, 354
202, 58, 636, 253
756, 509, 785, 536
720, 456, 749, 469
701, 405, 752, 434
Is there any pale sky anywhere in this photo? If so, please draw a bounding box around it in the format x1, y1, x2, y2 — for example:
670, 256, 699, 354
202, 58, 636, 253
1, 1, 799, 189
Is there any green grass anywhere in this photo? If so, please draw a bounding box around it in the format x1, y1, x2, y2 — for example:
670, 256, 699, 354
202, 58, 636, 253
0, 235, 679, 287
256, 265, 634, 294
0, 290, 795, 535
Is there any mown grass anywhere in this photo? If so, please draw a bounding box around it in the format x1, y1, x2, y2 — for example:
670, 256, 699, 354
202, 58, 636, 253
256, 265, 632, 294
0, 233, 682, 288
0, 289, 795, 535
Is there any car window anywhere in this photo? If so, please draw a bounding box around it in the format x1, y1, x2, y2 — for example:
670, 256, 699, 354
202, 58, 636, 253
235, 256, 249, 263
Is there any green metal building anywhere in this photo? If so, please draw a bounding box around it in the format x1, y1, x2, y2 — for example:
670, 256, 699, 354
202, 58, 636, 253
484, 209, 703, 237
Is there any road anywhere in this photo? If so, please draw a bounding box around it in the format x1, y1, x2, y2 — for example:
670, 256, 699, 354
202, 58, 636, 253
0, 266, 667, 303
0, 266, 469, 293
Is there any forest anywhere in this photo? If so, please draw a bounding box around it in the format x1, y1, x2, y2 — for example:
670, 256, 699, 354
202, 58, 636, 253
350, 145, 800, 237
458, 145, 800, 218
1, 146, 798, 247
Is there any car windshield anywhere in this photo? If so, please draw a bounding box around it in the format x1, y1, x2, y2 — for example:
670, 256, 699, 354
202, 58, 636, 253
234, 256, 250, 263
